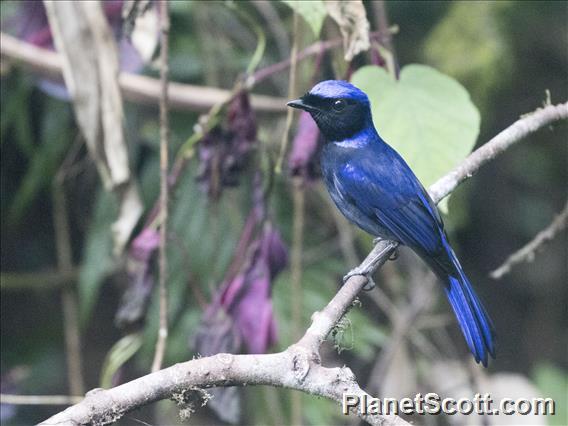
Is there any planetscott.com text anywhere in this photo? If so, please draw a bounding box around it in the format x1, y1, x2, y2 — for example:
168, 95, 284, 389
342, 392, 555, 416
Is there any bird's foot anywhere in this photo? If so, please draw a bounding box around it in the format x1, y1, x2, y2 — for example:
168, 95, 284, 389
373, 238, 399, 261
343, 266, 376, 291
389, 248, 399, 261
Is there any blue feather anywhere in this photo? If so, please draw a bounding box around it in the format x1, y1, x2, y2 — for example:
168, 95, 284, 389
443, 245, 496, 366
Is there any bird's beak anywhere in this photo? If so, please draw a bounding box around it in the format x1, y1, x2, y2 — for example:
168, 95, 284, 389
287, 98, 318, 113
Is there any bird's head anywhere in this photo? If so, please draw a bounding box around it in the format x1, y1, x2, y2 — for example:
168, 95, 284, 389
287, 80, 373, 141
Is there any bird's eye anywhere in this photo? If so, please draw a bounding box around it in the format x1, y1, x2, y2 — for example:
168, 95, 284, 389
332, 99, 346, 112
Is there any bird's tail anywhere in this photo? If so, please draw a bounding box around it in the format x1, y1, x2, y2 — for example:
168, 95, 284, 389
436, 237, 496, 366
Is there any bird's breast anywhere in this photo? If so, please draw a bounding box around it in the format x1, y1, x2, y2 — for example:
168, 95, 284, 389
319, 144, 387, 237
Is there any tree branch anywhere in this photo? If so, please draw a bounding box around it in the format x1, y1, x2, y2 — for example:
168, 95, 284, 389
0, 30, 391, 114
490, 200, 568, 279
39, 349, 405, 426
40, 102, 567, 426
429, 102, 568, 202
0, 394, 83, 406
0, 32, 285, 113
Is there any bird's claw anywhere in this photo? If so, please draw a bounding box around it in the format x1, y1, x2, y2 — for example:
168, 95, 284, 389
343, 268, 376, 291
362, 276, 376, 291
373, 238, 398, 261
389, 248, 399, 261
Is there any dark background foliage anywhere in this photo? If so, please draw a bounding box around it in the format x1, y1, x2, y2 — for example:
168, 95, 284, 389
1, 1, 566, 425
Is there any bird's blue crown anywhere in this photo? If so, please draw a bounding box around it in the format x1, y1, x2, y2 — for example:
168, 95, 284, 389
308, 80, 369, 103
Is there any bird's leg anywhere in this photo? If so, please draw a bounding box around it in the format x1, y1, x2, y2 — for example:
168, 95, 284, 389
343, 266, 376, 291
343, 240, 399, 291
373, 237, 399, 261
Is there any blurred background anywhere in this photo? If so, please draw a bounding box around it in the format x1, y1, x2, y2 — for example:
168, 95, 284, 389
1, 1, 566, 425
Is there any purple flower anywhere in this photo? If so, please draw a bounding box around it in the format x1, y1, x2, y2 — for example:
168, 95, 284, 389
221, 224, 286, 353
196, 91, 257, 198
193, 282, 243, 424
129, 227, 160, 263
195, 220, 288, 355
12, 1, 50, 48
194, 306, 241, 358
193, 222, 286, 424
264, 224, 289, 279
115, 227, 160, 330
288, 111, 322, 181
15, 0, 126, 49
227, 90, 257, 153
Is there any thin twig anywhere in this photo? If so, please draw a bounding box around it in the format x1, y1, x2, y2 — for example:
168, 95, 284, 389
367, 272, 436, 395
0, 394, 83, 406
491, 200, 568, 279
151, 0, 170, 373
371, 0, 398, 77
372, 1, 395, 57
291, 177, 305, 426
40, 98, 568, 426
429, 102, 568, 202
275, 10, 299, 173
285, 12, 303, 424
368, 285, 399, 323
247, 31, 389, 87
53, 157, 85, 396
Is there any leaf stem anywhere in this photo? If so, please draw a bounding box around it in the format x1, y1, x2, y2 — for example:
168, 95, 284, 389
226, 2, 267, 76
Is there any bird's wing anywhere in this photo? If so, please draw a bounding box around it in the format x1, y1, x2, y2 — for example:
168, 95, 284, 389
337, 149, 445, 257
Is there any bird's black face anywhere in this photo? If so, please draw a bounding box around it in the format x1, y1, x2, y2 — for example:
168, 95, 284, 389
287, 93, 372, 141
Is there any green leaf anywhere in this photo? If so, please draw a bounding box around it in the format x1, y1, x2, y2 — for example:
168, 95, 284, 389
100, 333, 143, 388
7, 99, 71, 224
273, 256, 387, 362
304, 394, 344, 426
78, 188, 116, 325
0, 73, 34, 157
138, 166, 242, 366
351, 64, 480, 211
422, 1, 513, 111
532, 363, 568, 425
282, 0, 327, 37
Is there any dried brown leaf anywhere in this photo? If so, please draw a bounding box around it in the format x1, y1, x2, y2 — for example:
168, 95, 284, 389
44, 0, 142, 255
123, 0, 159, 63
325, 0, 370, 61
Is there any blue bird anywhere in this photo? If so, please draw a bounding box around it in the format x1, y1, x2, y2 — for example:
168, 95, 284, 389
287, 80, 496, 366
